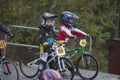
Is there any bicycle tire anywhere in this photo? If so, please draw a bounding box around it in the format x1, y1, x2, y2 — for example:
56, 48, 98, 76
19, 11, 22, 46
76, 53, 99, 80
19, 51, 39, 78
53, 57, 74, 80
1, 58, 19, 80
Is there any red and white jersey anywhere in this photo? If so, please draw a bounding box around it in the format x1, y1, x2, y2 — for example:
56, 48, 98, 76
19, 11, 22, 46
57, 24, 87, 40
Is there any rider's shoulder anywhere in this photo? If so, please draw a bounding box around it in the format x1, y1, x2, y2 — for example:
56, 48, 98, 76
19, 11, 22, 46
60, 24, 68, 28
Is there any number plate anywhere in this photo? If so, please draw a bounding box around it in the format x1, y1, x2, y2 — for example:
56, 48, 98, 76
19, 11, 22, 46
79, 39, 87, 47
56, 47, 65, 56
0, 40, 6, 49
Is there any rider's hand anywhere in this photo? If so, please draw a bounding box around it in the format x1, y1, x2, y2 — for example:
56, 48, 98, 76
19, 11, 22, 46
73, 36, 78, 41
70, 36, 78, 41
7, 33, 14, 39
43, 42, 49, 46
85, 34, 90, 39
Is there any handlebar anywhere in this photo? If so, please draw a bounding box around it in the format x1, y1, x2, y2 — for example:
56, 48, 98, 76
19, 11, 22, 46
52, 42, 65, 47
88, 36, 92, 54
64, 35, 93, 54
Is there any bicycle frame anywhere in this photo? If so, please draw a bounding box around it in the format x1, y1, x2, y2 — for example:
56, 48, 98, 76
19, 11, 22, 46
0, 36, 19, 80
0, 39, 8, 70
46, 53, 66, 72
66, 36, 93, 65
66, 47, 84, 59
19, 42, 74, 80
64, 37, 99, 79
26, 43, 67, 72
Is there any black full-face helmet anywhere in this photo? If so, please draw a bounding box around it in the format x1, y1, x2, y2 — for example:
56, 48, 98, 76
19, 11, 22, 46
41, 13, 57, 31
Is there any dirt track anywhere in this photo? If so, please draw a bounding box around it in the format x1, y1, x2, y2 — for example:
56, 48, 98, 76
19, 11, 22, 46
18, 68, 120, 80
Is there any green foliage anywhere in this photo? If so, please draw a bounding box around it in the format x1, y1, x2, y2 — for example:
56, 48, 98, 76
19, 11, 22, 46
0, 0, 119, 72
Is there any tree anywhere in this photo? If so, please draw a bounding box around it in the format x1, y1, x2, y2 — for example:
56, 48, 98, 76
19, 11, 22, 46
0, 0, 119, 72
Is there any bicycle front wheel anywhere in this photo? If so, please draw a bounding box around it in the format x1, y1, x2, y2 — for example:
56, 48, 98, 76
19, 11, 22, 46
76, 53, 99, 80
1, 58, 19, 80
19, 51, 39, 78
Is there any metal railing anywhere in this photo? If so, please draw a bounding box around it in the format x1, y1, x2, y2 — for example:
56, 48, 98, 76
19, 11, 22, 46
7, 25, 58, 48
7, 42, 39, 48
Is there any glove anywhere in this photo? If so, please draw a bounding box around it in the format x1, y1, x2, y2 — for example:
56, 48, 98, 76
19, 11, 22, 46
70, 36, 78, 41
54, 40, 65, 45
7, 33, 14, 39
43, 42, 49, 46
73, 36, 78, 41
43, 42, 52, 48
85, 34, 90, 39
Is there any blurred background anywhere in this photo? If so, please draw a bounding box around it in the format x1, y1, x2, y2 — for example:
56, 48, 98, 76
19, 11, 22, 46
0, 0, 120, 74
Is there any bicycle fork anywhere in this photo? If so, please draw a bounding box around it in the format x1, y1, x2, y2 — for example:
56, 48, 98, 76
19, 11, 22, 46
1, 60, 11, 75
58, 57, 65, 72
82, 54, 90, 69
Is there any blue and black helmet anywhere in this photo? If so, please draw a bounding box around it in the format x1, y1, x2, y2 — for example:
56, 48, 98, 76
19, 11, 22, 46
60, 11, 79, 28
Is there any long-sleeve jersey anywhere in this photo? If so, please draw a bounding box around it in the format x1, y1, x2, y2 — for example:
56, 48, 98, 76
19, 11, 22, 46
38, 27, 58, 44
38, 26, 58, 53
57, 24, 87, 40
